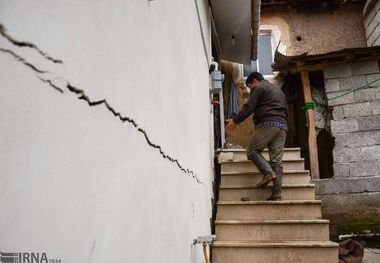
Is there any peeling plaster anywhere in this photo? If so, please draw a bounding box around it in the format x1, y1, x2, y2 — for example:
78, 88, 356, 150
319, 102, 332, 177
0, 23, 204, 186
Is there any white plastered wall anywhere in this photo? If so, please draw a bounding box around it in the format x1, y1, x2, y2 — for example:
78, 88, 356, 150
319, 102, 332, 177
0, 0, 214, 262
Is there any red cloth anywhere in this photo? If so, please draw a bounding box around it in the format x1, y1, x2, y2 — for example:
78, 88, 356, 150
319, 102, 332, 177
339, 239, 364, 263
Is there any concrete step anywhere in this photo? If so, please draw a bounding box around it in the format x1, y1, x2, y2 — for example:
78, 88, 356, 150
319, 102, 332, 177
218, 148, 301, 162
219, 184, 315, 201
217, 200, 322, 220
212, 241, 338, 263
215, 219, 330, 241
221, 159, 305, 173
221, 170, 310, 186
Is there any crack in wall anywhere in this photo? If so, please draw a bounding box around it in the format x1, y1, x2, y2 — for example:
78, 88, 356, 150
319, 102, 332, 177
0, 24, 204, 186
37, 76, 64, 94
65, 83, 204, 184
0, 24, 63, 64
0, 48, 48, 74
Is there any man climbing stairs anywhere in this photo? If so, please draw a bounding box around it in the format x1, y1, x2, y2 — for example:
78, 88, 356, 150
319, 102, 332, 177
212, 148, 339, 263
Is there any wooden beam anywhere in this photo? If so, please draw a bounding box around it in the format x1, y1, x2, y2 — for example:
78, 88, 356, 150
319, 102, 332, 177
300, 71, 320, 180
296, 63, 325, 72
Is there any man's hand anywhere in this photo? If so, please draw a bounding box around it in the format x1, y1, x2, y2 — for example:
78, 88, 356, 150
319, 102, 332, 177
225, 119, 237, 134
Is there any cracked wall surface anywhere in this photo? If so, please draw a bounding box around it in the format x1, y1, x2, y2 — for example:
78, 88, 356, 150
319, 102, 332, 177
0, 1, 213, 262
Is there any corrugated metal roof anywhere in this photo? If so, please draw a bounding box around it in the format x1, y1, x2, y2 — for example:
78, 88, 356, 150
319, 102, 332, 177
272, 45, 380, 71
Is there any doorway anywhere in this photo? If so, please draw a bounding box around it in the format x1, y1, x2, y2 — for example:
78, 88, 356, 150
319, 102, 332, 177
282, 71, 334, 178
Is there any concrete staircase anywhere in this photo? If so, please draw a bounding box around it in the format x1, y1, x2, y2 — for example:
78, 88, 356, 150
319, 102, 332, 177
212, 148, 338, 263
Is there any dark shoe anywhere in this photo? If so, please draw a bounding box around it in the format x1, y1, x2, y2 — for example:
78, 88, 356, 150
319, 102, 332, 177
240, 197, 250, 201
266, 195, 282, 201
255, 173, 276, 188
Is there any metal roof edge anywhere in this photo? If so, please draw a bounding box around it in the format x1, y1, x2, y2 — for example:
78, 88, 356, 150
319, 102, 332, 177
272, 45, 380, 71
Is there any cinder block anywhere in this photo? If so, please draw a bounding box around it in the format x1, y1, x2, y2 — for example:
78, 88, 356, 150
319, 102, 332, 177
343, 102, 372, 118
366, 73, 380, 87
358, 115, 380, 131
375, 131, 380, 144
372, 101, 380, 115
327, 91, 355, 106
362, 145, 380, 161
354, 87, 379, 103
314, 178, 366, 195
348, 160, 380, 177
332, 106, 344, 120
339, 75, 367, 91
332, 163, 350, 179
365, 176, 380, 192
314, 177, 380, 195
325, 79, 340, 93
331, 119, 359, 134
323, 64, 351, 79
333, 147, 362, 163
334, 131, 380, 148
351, 60, 379, 76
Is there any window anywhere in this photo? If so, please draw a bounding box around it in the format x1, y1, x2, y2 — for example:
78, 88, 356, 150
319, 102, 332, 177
244, 26, 281, 77
245, 34, 273, 76
257, 34, 273, 75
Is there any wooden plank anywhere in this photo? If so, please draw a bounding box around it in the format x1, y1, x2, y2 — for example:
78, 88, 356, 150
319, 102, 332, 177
300, 71, 320, 180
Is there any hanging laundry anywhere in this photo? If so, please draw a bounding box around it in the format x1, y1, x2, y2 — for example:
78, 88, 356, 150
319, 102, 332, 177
229, 81, 239, 118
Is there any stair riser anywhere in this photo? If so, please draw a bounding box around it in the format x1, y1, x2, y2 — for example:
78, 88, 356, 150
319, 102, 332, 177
219, 187, 315, 201
215, 223, 329, 241
217, 204, 322, 220
212, 247, 338, 263
221, 173, 310, 186
219, 151, 300, 162
221, 161, 304, 173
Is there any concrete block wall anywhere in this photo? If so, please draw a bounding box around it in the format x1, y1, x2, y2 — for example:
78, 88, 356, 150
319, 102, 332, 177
324, 60, 380, 181
364, 0, 380, 46
316, 60, 380, 237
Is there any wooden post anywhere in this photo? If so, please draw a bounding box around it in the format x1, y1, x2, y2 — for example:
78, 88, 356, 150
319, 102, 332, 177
300, 71, 320, 180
